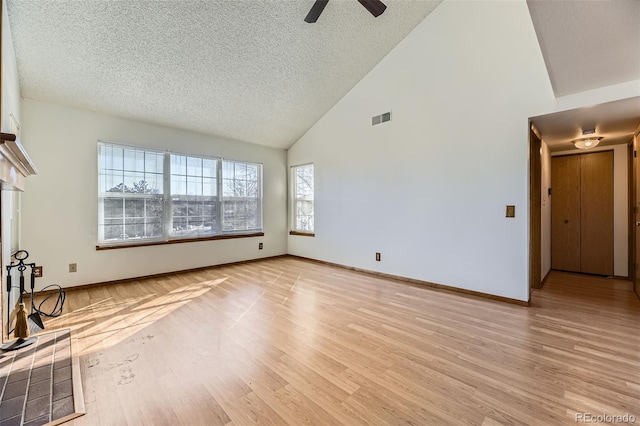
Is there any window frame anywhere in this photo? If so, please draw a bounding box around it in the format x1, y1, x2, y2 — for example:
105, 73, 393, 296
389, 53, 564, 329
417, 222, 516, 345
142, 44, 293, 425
290, 163, 315, 236
97, 141, 264, 249
169, 152, 221, 239
222, 160, 264, 233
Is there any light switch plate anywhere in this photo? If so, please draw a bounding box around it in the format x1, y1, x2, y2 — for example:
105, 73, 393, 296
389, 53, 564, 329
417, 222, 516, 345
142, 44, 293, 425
506, 205, 515, 218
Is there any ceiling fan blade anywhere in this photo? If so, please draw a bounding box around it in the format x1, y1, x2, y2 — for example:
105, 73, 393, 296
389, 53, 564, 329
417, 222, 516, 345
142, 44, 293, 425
357, 0, 386, 17
305, 0, 329, 23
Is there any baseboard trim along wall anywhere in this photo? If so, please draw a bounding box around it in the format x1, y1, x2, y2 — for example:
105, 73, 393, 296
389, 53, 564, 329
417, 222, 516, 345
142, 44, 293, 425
36, 253, 530, 306
35, 255, 289, 295
289, 255, 531, 307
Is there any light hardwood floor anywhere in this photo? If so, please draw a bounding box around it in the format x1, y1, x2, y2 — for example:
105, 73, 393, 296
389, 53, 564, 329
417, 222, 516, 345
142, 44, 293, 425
36, 257, 640, 425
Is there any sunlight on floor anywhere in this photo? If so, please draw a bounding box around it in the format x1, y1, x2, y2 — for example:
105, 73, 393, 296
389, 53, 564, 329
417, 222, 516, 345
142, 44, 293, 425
40, 277, 230, 357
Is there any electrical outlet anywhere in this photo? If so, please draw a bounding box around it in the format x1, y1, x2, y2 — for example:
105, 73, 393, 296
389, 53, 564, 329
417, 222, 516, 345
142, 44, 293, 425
33, 266, 43, 278
69, 263, 77, 273
375, 252, 381, 262
506, 205, 515, 218
259, 242, 263, 250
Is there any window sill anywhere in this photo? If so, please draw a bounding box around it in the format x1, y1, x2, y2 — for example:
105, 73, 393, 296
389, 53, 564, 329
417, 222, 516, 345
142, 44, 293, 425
96, 232, 264, 250
289, 231, 315, 237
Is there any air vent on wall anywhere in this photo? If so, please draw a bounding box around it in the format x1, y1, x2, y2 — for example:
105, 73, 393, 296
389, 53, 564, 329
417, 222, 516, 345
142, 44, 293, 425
372, 111, 391, 126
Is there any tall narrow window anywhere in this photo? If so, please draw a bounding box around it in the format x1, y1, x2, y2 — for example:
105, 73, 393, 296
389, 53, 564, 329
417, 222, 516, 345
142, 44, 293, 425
292, 164, 314, 233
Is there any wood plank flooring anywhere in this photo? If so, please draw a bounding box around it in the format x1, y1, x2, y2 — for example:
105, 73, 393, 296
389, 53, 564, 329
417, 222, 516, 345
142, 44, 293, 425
35, 257, 640, 425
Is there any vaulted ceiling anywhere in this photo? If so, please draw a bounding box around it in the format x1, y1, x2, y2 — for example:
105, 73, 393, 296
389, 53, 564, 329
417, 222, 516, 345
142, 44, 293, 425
526, 0, 640, 151
527, 0, 640, 98
6, 0, 442, 149
6, 0, 640, 150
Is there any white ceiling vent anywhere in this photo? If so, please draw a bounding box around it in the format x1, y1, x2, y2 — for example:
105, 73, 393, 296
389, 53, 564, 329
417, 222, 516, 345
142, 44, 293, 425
372, 112, 392, 126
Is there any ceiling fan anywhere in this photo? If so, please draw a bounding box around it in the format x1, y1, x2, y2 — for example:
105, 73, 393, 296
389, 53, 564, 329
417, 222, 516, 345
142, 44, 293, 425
304, 0, 387, 23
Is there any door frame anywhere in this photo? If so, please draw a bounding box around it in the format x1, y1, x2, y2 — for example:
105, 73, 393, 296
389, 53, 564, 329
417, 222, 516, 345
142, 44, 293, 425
529, 123, 542, 295
530, 119, 640, 300
632, 127, 640, 298
628, 141, 635, 286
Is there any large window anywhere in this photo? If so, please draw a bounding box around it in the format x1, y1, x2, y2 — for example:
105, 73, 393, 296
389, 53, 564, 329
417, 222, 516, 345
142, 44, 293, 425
291, 164, 314, 233
98, 142, 262, 246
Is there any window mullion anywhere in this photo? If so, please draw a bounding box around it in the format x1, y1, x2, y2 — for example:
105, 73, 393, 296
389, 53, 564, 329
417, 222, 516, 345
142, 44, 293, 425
121, 195, 125, 239
217, 159, 223, 234
293, 169, 299, 231
258, 166, 263, 230
163, 152, 171, 240
121, 147, 126, 237
291, 169, 295, 231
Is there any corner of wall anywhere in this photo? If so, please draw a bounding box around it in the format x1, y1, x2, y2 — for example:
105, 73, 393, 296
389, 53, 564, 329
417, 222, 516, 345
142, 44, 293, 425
1, 0, 21, 132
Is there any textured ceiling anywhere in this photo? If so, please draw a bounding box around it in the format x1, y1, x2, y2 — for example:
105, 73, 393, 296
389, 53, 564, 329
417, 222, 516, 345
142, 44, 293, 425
527, 0, 640, 97
6, 0, 442, 149
528, 0, 640, 150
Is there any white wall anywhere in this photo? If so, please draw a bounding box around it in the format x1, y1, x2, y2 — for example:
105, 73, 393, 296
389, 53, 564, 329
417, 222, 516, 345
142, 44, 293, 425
541, 140, 551, 279
287, 0, 639, 301
20, 99, 287, 290
551, 144, 629, 277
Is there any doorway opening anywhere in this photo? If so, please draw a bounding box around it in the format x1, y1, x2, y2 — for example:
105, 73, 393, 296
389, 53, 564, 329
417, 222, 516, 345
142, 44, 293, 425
529, 96, 640, 300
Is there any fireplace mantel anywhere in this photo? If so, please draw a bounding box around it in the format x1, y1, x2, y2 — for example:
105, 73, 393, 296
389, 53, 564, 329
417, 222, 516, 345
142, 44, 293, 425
0, 133, 37, 191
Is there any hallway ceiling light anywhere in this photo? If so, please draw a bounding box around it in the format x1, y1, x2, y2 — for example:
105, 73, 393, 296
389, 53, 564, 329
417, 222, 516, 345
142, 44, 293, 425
573, 137, 602, 149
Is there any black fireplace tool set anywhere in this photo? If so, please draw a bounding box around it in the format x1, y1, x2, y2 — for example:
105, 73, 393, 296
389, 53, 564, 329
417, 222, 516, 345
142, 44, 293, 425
2, 250, 65, 351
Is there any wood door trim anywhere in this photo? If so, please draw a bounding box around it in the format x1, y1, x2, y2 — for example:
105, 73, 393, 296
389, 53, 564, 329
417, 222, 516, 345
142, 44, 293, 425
628, 142, 635, 284
633, 126, 640, 299
529, 125, 542, 291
